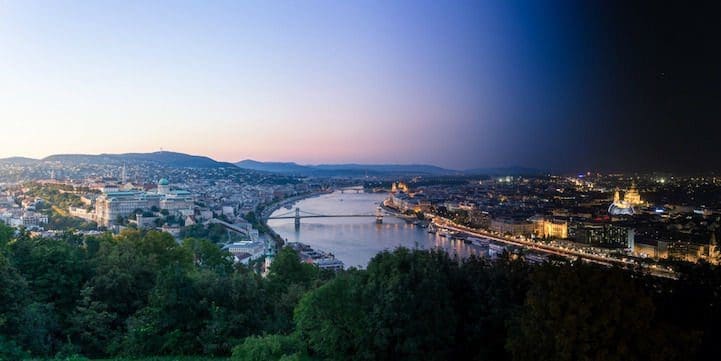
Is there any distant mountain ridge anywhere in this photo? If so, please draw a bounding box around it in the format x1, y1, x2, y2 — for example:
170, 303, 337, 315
235, 159, 542, 176
0, 156, 40, 165
0, 153, 543, 175
234, 160, 313, 174
0, 151, 235, 168
464, 166, 546, 176
235, 159, 458, 176
235, 159, 457, 176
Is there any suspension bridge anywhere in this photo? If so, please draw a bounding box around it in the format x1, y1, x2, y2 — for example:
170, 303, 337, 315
267, 207, 385, 226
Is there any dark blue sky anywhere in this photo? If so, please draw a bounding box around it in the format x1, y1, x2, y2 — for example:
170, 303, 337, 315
1, 1, 718, 173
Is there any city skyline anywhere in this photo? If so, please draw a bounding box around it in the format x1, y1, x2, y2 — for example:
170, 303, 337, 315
1, 2, 721, 358
1, 1, 719, 172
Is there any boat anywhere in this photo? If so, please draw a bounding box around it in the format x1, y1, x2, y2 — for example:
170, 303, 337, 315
428, 224, 437, 233
286, 242, 344, 271
467, 237, 490, 248
488, 243, 506, 257
440, 229, 455, 238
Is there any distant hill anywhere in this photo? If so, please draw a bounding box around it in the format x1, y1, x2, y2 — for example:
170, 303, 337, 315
235, 159, 458, 176
313, 163, 457, 175
0, 156, 41, 165
235, 159, 545, 177
235, 160, 312, 174
463, 166, 546, 176
41, 151, 236, 168
1, 153, 543, 176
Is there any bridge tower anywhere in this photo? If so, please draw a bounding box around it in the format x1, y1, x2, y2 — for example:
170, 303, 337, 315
294, 208, 301, 227
376, 207, 383, 224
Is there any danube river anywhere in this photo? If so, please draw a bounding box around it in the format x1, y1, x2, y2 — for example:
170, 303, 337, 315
267, 190, 484, 268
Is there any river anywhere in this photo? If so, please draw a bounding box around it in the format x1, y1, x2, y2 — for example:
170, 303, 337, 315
267, 190, 484, 268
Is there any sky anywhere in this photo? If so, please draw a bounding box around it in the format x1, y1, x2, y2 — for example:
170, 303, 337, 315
0, 1, 719, 173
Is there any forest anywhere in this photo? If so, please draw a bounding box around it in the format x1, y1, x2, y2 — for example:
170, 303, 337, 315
1, 222, 720, 361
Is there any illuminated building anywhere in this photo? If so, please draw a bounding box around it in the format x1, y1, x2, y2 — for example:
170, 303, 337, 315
569, 222, 633, 248
608, 184, 644, 215
533, 218, 568, 239
489, 218, 536, 237
391, 181, 409, 194
623, 183, 643, 206
707, 232, 719, 265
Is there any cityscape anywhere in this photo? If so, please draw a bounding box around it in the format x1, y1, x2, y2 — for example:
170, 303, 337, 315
3, 155, 720, 278
1, 1, 720, 360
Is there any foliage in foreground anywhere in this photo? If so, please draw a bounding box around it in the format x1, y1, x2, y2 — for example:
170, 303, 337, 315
1, 221, 721, 360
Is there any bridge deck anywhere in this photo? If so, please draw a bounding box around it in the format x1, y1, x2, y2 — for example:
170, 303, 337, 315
208, 218, 251, 234
268, 214, 378, 219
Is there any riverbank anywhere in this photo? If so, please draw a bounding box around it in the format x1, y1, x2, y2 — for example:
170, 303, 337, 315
259, 190, 333, 246
379, 198, 429, 225
262, 190, 476, 267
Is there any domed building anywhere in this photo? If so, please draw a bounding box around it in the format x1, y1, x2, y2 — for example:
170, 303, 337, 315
608, 190, 634, 215
624, 183, 643, 206
157, 178, 170, 195
608, 184, 644, 216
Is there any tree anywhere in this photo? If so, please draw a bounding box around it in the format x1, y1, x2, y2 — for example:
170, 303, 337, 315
122, 265, 202, 356
658, 262, 721, 361
506, 262, 670, 361
232, 334, 308, 361
194, 270, 267, 355
0, 253, 29, 337
267, 247, 319, 333
294, 271, 369, 360
16, 302, 59, 356
451, 254, 530, 360
182, 237, 234, 273
0, 335, 29, 360
88, 230, 192, 324
0, 222, 13, 248
361, 248, 458, 361
268, 247, 318, 290
68, 287, 116, 358
8, 236, 88, 318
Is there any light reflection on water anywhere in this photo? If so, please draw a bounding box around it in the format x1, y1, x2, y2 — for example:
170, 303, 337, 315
268, 190, 484, 268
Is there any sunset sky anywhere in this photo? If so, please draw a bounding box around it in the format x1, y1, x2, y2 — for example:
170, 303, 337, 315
1, 1, 719, 172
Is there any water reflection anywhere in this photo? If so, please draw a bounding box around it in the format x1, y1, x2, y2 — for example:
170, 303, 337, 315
268, 190, 484, 268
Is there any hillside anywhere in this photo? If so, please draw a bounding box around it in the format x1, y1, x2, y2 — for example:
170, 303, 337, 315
0, 156, 40, 165
42, 151, 236, 168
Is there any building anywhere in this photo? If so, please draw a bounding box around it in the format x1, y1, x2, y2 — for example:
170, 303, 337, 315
223, 241, 266, 264
608, 184, 644, 216
569, 222, 633, 248
489, 218, 536, 237
93, 178, 194, 226
157, 178, 170, 194
391, 181, 409, 193
533, 217, 568, 239
160, 190, 194, 212
624, 184, 643, 206
19, 211, 48, 229
68, 206, 95, 222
